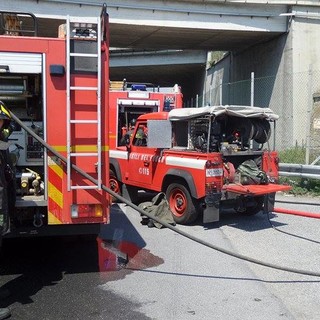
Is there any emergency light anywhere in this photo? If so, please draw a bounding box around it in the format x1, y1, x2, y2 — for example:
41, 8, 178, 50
131, 84, 147, 91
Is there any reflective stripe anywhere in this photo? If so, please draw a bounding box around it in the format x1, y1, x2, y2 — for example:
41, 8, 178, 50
52, 145, 109, 152
166, 156, 206, 169
110, 150, 128, 160
48, 157, 63, 224
49, 159, 63, 178
48, 181, 63, 209
48, 212, 62, 225
110, 151, 207, 169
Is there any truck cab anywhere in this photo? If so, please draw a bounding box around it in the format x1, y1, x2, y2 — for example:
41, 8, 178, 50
109, 80, 183, 149
110, 105, 291, 224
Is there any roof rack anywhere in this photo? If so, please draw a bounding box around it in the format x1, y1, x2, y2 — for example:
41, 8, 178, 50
0, 11, 38, 36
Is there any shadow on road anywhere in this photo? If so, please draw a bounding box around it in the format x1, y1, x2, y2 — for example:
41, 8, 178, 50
0, 234, 99, 308
0, 204, 163, 312
200, 209, 287, 232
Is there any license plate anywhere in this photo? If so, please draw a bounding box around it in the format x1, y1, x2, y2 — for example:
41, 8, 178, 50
206, 168, 223, 177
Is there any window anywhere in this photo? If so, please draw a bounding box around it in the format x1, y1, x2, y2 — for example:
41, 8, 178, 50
133, 123, 148, 146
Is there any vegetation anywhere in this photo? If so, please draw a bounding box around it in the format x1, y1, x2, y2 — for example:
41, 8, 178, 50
278, 147, 320, 197
278, 146, 306, 164
279, 177, 320, 197
207, 51, 226, 68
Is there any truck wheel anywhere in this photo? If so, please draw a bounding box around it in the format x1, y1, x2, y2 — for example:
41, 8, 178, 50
109, 170, 122, 202
237, 196, 264, 216
166, 183, 198, 224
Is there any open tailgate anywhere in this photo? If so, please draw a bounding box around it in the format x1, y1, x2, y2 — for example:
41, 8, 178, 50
223, 183, 291, 196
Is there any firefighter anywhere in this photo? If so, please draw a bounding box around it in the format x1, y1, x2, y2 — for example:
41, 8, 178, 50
0, 101, 14, 320
120, 118, 136, 145
133, 123, 147, 146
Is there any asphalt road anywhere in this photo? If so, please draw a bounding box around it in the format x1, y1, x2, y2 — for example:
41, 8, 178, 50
0, 193, 319, 320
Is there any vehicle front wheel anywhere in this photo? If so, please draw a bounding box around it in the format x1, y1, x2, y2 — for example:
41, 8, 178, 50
109, 170, 122, 202
166, 183, 199, 224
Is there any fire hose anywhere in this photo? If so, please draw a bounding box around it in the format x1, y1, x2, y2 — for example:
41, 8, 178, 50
9, 111, 320, 278
274, 207, 320, 219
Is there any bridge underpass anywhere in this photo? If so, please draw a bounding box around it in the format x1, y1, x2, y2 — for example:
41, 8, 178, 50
1, 0, 289, 99
110, 49, 208, 98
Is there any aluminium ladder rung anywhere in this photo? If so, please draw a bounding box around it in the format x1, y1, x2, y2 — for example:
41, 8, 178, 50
70, 120, 98, 124
70, 152, 98, 157
70, 185, 99, 190
69, 16, 98, 23
70, 53, 98, 58
70, 86, 98, 91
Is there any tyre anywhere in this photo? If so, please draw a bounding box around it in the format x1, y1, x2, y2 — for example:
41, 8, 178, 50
236, 196, 264, 216
109, 170, 122, 202
252, 119, 271, 144
166, 183, 199, 224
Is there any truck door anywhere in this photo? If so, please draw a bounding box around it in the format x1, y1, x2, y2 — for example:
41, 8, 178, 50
127, 121, 155, 187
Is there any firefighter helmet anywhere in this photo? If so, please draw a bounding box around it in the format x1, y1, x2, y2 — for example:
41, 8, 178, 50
0, 101, 11, 122
0, 101, 11, 129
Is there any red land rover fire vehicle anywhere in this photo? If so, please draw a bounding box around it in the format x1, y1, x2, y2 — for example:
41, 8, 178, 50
109, 105, 291, 224
0, 6, 110, 236
109, 80, 183, 148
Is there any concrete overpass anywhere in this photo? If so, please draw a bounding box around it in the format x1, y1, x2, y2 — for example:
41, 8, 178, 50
0, 0, 291, 97
0, 0, 289, 50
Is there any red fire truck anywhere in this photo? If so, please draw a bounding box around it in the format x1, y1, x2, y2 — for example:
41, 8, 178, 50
0, 6, 110, 236
109, 105, 291, 224
109, 80, 183, 148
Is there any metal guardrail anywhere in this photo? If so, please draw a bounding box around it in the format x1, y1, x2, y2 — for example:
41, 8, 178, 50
279, 163, 320, 180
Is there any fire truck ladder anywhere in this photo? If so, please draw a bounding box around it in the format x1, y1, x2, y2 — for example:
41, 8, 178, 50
66, 15, 102, 191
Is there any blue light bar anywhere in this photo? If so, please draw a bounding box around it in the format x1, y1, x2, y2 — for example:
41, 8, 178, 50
131, 84, 147, 91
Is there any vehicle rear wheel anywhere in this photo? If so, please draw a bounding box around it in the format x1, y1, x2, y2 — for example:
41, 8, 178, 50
166, 183, 199, 224
109, 170, 122, 202
236, 196, 264, 216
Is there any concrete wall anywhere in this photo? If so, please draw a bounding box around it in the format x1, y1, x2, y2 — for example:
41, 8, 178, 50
291, 6, 320, 160
205, 5, 320, 154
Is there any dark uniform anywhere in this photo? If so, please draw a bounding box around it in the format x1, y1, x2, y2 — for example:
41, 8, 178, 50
0, 101, 14, 320
0, 102, 13, 239
0, 144, 10, 239
120, 118, 136, 145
